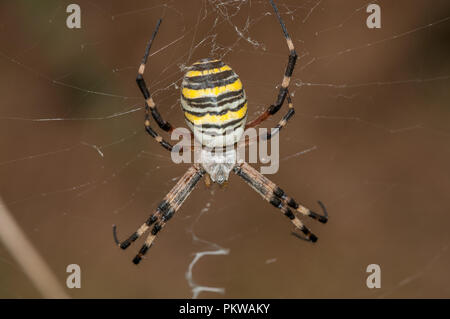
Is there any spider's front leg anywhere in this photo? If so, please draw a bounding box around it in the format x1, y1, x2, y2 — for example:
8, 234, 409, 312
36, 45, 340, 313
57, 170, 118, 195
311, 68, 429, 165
113, 164, 205, 264
233, 162, 327, 242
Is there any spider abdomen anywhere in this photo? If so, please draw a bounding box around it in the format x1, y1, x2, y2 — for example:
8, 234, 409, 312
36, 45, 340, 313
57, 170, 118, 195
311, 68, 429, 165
181, 59, 247, 148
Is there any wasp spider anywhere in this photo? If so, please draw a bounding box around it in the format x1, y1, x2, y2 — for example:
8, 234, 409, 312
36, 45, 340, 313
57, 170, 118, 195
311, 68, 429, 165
113, 0, 328, 264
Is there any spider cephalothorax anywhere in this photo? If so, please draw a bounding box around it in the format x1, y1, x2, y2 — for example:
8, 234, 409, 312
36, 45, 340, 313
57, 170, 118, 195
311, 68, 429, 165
113, 0, 328, 265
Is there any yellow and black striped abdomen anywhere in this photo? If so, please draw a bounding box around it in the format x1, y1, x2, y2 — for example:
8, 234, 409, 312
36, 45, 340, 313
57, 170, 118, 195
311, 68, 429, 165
181, 59, 247, 148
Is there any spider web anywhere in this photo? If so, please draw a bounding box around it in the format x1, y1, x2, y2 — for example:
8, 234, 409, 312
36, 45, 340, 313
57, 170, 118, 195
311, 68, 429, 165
0, 0, 450, 298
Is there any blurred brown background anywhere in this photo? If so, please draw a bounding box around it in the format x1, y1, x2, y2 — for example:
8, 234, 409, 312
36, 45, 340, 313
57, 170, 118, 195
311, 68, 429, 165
0, 0, 449, 298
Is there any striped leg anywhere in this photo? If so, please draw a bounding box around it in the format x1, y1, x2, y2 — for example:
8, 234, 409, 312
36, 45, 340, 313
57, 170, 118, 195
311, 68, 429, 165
136, 19, 176, 151
245, 0, 298, 130
113, 164, 205, 264
263, 91, 294, 141
241, 91, 295, 149
233, 162, 327, 242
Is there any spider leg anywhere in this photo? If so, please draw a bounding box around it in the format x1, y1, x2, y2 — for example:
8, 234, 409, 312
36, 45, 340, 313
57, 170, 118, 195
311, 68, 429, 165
204, 173, 212, 187
245, 0, 297, 130
136, 19, 181, 151
233, 162, 327, 242
113, 164, 205, 264
241, 92, 295, 148
263, 91, 295, 140
113, 167, 192, 249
